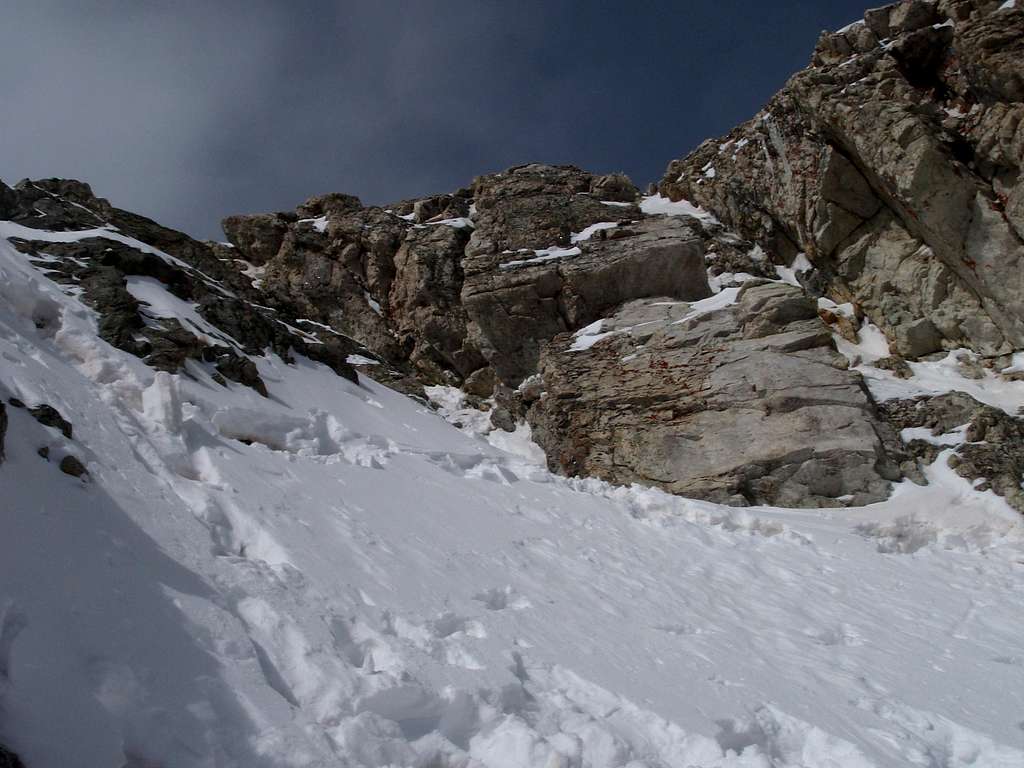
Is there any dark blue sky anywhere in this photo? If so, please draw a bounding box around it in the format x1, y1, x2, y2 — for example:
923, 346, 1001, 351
1, 1, 870, 240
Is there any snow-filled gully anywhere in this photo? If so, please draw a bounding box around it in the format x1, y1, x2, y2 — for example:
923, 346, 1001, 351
1, 233, 1024, 767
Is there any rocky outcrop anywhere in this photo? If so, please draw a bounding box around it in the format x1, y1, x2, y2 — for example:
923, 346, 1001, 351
879, 391, 1024, 511
1, 178, 366, 394
463, 215, 710, 385
466, 164, 639, 258
221, 163, 694, 390
528, 282, 901, 507
222, 212, 294, 266
660, 0, 1024, 360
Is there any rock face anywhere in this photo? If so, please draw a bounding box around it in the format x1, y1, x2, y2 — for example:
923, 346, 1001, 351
221, 163, 708, 390
659, 0, 1024, 359
463, 215, 710, 385
528, 282, 900, 507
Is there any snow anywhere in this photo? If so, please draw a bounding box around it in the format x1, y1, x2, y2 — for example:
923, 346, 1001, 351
775, 253, 813, 287
126, 275, 239, 348
0, 220, 231, 292
568, 319, 616, 352
672, 287, 742, 324
435, 217, 474, 229
298, 216, 329, 233
831, 316, 1024, 415
346, 355, 380, 366
639, 194, 719, 224
862, 350, 1024, 414
1000, 352, 1024, 375
571, 222, 618, 244
499, 246, 581, 269
234, 258, 266, 288
999, 0, 1018, 10
900, 424, 968, 447
415, 217, 475, 230
363, 291, 383, 316
2, 228, 1024, 767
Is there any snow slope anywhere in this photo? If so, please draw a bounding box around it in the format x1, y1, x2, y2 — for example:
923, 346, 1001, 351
2, 232, 1024, 768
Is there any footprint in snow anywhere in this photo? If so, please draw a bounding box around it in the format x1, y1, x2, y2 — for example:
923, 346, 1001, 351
473, 586, 531, 611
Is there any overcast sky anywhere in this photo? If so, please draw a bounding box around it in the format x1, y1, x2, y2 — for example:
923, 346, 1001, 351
1, 1, 869, 240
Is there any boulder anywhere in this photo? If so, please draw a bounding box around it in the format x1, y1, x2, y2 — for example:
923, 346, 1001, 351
28, 404, 72, 439
528, 282, 901, 507
59, 454, 88, 479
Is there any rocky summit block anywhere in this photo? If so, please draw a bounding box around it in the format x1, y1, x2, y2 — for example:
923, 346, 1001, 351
528, 282, 901, 507
659, 0, 1024, 361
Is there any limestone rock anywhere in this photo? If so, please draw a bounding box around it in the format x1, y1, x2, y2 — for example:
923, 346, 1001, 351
389, 223, 484, 381
222, 212, 294, 265
660, 1, 1024, 359
528, 282, 900, 507
467, 164, 639, 258
463, 216, 710, 386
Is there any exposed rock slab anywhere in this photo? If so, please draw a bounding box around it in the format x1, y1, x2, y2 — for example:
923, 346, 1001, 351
529, 282, 901, 507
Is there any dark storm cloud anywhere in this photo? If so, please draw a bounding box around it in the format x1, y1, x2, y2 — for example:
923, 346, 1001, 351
1, 1, 870, 240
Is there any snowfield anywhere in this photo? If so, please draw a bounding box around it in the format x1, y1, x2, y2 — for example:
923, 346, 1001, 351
2, 232, 1024, 768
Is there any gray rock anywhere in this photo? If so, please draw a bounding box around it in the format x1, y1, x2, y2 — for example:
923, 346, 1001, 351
589, 173, 638, 203
528, 283, 900, 507
659, 4, 1024, 359
388, 223, 484, 381
489, 406, 516, 433
462, 216, 710, 386
0, 401, 6, 464
894, 318, 943, 358
221, 213, 293, 265
466, 164, 638, 258
879, 391, 1024, 512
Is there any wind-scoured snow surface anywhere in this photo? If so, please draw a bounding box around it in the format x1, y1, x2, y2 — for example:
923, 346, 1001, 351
1, 230, 1024, 768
